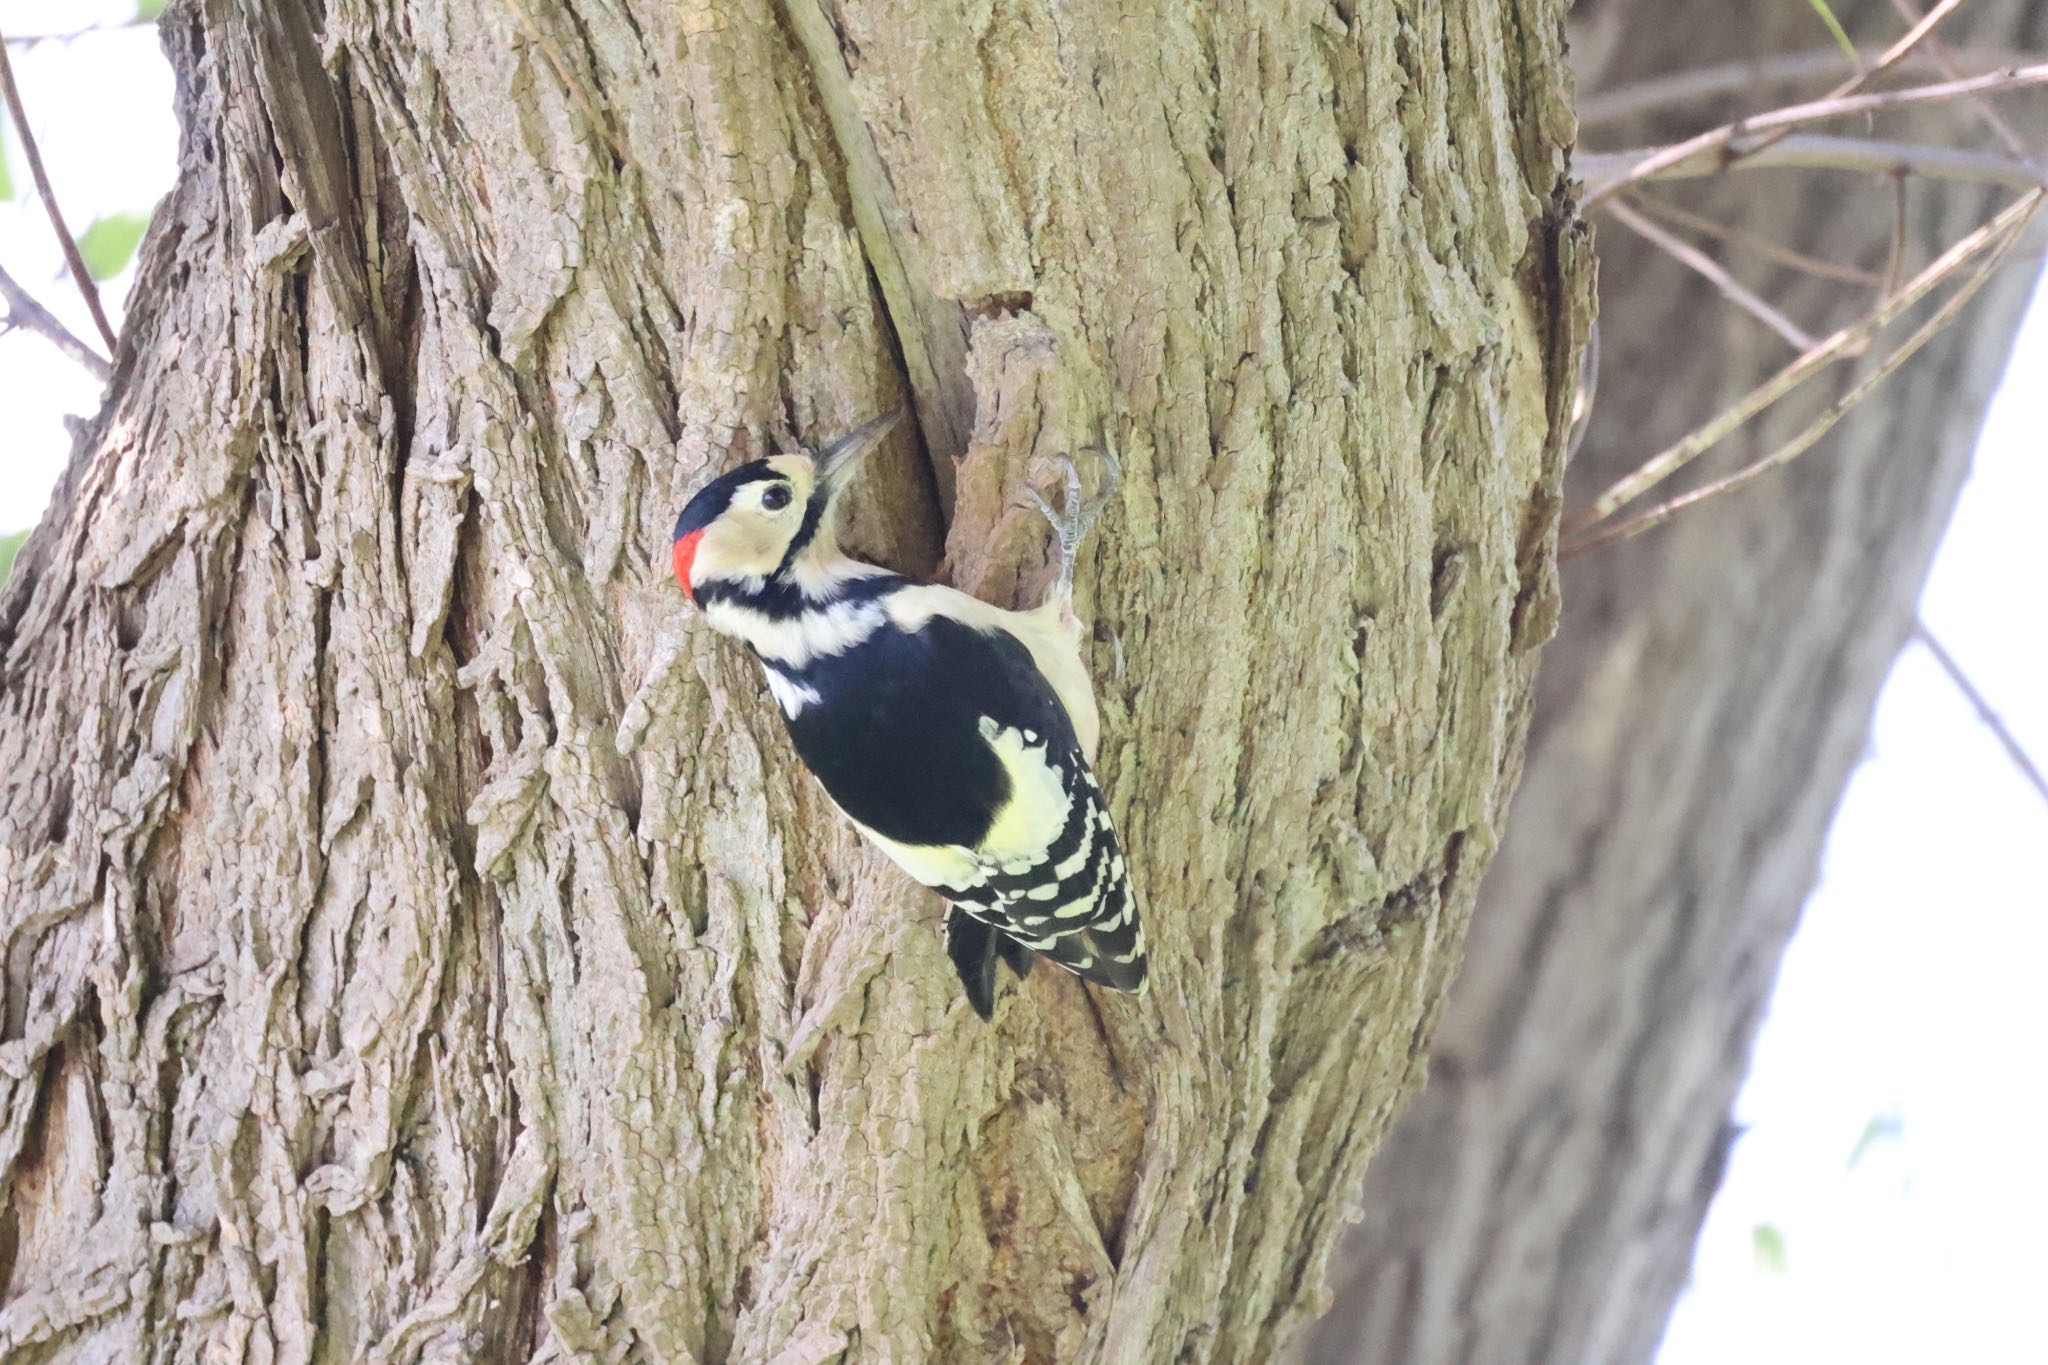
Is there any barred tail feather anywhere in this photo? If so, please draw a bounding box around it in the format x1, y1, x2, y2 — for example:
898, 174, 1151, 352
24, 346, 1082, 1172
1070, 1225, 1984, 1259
932, 748, 1147, 1010
1037, 874, 1147, 993
946, 912, 1001, 1020
946, 907, 1039, 1019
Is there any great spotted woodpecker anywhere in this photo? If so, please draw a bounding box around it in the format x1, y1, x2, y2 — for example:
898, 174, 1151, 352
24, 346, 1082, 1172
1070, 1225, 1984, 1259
671, 411, 1145, 1017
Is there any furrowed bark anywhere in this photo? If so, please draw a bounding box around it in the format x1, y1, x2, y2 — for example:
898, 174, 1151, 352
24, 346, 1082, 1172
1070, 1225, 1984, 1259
0, 0, 1585, 1360
1300, 1, 2048, 1361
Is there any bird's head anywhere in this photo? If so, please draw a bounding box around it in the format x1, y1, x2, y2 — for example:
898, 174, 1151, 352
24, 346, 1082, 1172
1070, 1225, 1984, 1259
670, 409, 900, 605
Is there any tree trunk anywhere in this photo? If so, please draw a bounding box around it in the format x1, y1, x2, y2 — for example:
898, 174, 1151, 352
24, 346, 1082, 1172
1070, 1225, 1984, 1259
1298, 2, 2048, 1362
0, 1, 1586, 1360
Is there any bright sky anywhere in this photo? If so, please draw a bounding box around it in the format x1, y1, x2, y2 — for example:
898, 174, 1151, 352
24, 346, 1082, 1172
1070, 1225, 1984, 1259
0, 1, 175, 517
1659, 271, 2048, 1365
3, 6, 2044, 1359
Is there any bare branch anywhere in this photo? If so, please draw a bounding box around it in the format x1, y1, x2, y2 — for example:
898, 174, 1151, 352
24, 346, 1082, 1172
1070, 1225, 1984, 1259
1566, 319, 1600, 465
1786, 62, 2048, 128
1610, 198, 1816, 350
1579, 44, 2045, 128
1823, 0, 1964, 101
1561, 191, 2040, 556
1913, 623, 2048, 806
3, 17, 156, 48
1564, 190, 2043, 537
1582, 62, 2048, 209
1627, 198, 1884, 286
0, 28, 119, 354
1883, 172, 1910, 298
1888, 0, 2036, 160
1581, 133, 2048, 198
0, 260, 111, 378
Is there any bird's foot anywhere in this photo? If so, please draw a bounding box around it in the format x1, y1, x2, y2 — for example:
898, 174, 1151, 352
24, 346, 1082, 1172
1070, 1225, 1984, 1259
1024, 447, 1120, 614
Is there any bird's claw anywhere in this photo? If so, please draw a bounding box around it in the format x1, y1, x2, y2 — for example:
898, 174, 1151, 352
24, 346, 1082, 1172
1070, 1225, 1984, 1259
1027, 447, 1120, 606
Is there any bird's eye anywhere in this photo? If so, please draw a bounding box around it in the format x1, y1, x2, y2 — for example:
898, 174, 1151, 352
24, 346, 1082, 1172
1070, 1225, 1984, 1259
762, 485, 793, 512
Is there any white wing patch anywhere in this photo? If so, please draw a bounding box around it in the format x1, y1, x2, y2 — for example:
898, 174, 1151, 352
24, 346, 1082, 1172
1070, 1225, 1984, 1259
833, 718, 1073, 897
974, 717, 1073, 864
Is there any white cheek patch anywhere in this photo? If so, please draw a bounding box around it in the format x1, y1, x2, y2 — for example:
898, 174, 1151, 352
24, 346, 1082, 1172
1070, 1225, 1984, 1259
695, 515, 785, 581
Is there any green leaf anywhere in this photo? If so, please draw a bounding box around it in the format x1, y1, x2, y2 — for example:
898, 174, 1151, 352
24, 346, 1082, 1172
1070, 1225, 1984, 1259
1807, 0, 1861, 67
0, 136, 13, 202
1752, 1222, 1789, 1275
75, 212, 152, 282
136, 0, 168, 19
1848, 1112, 1904, 1169
0, 530, 29, 587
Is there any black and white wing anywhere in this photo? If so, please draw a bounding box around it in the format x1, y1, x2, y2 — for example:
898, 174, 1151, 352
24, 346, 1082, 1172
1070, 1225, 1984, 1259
778, 607, 1147, 1016
932, 713, 1146, 1010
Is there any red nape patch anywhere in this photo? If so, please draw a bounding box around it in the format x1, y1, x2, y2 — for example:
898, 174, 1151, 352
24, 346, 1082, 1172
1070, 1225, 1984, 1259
672, 529, 705, 603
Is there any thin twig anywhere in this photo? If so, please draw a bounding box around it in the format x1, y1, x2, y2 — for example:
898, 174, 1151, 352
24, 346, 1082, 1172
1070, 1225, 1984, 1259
1913, 622, 2048, 806
0, 260, 111, 378
1581, 134, 2048, 198
1889, 0, 2035, 162
1883, 172, 1910, 299
1579, 45, 2043, 127
3, 17, 156, 48
1787, 64, 2048, 129
1561, 192, 2040, 557
1760, 0, 1964, 147
1628, 198, 1884, 286
1611, 197, 1817, 350
1564, 190, 2043, 535
1582, 62, 2048, 209
1566, 319, 1600, 465
0, 28, 118, 353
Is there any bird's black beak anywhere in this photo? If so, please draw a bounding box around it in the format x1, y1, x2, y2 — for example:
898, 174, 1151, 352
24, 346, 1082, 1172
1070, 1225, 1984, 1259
815, 407, 903, 503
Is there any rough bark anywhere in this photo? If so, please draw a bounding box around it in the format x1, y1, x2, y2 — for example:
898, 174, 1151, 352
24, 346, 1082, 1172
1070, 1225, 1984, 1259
0, 1, 1587, 1361
1299, 2, 2048, 1362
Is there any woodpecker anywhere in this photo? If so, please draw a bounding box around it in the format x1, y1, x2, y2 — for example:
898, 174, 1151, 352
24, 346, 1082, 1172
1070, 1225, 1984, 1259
670, 411, 1144, 1017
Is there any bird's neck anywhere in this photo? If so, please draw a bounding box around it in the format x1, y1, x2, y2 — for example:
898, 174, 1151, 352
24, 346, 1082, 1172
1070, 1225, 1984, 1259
699, 548, 900, 667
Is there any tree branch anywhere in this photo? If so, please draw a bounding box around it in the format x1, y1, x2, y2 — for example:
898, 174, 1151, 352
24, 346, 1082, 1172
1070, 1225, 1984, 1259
0, 259, 111, 378
1888, 0, 2036, 161
1579, 44, 2045, 128
0, 26, 119, 354
1561, 191, 2040, 556
1817, 0, 1964, 104
1581, 62, 2048, 208
1563, 189, 2043, 538
1609, 198, 1816, 350
1883, 171, 1910, 298
2, 17, 156, 48
1913, 622, 2048, 805
1580, 133, 2048, 197
1627, 197, 1884, 286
